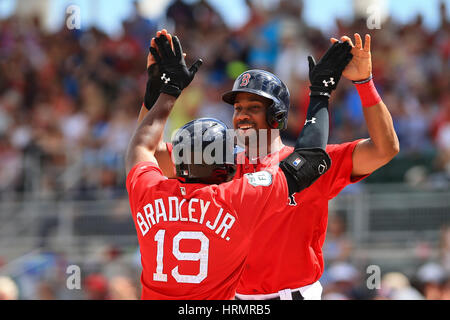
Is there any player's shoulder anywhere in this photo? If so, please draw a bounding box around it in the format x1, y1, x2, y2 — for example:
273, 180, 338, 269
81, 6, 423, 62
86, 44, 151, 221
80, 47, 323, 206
126, 161, 166, 193
128, 161, 163, 178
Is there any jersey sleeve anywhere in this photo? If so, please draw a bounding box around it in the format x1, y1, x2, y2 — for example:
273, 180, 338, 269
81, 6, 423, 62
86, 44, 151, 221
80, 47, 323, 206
126, 161, 166, 207
321, 139, 369, 199
216, 166, 289, 229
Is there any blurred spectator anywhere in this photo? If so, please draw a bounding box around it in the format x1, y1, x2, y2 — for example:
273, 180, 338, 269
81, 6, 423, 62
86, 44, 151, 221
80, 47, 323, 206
0, 0, 448, 196
433, 94, 450, 172
196, 82, 234, 128
441, 277, 450, 300
84, 273, 110, 300
440, 225, 450, 273
166, 0, 194, 31
100, 245, 136, 281
0, 276, 19, 300
323, 213, 353, 265
108, 276, 139, 300
246, 4, 281, 69
322, 262, 360, 300
415, 262, 447, 299
35, 281, 57, 300
378, 272, 424, 300
124, 1, 157, 51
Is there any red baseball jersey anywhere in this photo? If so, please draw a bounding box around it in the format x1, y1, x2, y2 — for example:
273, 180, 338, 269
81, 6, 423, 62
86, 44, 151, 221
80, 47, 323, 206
126, 161, 288, 299
234, 140, 368, 294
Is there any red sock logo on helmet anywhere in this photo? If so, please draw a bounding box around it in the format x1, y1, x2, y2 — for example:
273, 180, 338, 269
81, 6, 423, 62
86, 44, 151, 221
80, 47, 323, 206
240, 73, 251, 87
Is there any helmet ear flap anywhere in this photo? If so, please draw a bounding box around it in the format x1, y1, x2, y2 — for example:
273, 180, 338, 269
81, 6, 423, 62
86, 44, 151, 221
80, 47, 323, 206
266, 102, 288, 130
227, 164, 236, 176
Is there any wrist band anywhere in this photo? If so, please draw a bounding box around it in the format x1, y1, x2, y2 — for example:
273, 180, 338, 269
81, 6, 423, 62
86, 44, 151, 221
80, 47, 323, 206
352, 74, 373, 84
354, 77, 381, 107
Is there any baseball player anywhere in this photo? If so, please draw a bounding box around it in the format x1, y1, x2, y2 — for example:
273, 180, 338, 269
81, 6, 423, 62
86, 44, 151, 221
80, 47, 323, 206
142, 30, 395, 300
229, 34, 399, 300
228, 34, 399, 300
126, 33, 351, 299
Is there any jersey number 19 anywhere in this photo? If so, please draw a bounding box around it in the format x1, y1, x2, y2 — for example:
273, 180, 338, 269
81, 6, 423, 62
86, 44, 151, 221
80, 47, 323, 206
153, 230, 209, 284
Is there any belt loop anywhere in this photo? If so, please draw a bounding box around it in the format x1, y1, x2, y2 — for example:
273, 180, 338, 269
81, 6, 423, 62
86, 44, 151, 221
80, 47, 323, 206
278, 289, 293, 300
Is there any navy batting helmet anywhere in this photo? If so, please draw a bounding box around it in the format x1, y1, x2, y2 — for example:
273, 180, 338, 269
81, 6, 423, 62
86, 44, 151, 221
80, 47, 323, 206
171, 118, 237, 184
222, 69, 290, 130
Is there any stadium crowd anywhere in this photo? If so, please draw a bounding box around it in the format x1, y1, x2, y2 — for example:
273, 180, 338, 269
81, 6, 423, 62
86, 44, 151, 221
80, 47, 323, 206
0, 0, 449, 300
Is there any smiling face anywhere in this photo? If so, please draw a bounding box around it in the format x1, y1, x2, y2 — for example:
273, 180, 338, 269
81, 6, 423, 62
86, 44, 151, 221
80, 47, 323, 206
232, 92, 272, 133
232, 92, 273, 153
231, 92, 286, 156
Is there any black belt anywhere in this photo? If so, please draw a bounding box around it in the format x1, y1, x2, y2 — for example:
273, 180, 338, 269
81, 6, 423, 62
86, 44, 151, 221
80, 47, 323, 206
269, 290, 304, 300
235, 290, 304, 300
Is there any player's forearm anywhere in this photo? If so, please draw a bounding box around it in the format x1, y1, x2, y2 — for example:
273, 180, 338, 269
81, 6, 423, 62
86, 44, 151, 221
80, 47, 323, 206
137, 104, 149, 124
355, 78, 399, 159
126, 94, 176, 172
295, 96, 329, 150
138, 102, 175, 177
132, 94, 175, 152
350, 78, 400, 177
281, 97, 331, 196
362, 100, 399, 159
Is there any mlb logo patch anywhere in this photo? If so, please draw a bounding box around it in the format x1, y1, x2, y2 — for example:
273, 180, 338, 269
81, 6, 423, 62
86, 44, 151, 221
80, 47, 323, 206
292, 158, 302, 166
180, 187, 186, 195
289, 154, 305, 169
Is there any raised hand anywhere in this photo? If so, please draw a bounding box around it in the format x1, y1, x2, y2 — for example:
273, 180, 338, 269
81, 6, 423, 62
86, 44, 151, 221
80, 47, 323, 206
144, 30, 173, 110
330, 33, 372, 82
144, 30, 189, 109
148, 29, 181, 68
308, 41, 353, 98
150, 34, 202, 98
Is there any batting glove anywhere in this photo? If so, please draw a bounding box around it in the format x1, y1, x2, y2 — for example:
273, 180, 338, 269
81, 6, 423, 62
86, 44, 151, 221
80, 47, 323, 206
308, 41, 353, 98
150, 34, 203, 98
